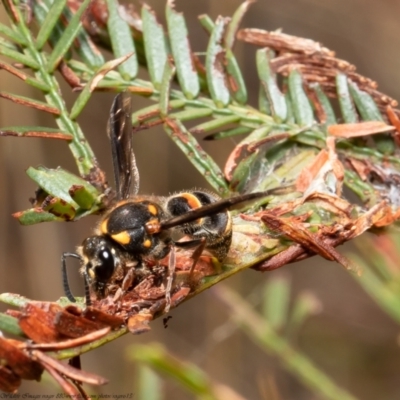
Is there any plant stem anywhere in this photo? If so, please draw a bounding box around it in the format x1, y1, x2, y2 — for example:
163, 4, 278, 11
11, 5, 98, 178
214, 285, 359, 400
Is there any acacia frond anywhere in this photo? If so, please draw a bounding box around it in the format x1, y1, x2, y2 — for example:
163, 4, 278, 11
0, 0, 400, 395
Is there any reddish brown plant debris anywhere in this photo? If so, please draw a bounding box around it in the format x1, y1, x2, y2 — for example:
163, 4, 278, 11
126, 86, 154, 96
27, 327, 110, 351
33, 350, 108, 386
346, 158, 369, 181
0, 92, 61, 115
237, 29, 400, 115
253, 199, 392, 272
2, 0, 19, 23
0, 61, 28, 80
386, 105, 400, 145
296, 149, 330, 192
0, 365, 21, 393
18, 302, 66, 343
260, 213, 355, 272
237, 28, 334, 56
16, 302, 121, 344
0, 300, 120, 392
328, 121, 395, 138
0, 129, 73, 140
0, 337, 43, 381
224, 132, 290, 182
192, 52, 206, 77
59, 61, 83, 89
270, 54, 355, 74
372, 206, 400, 228
82, 307, 125, 329
296, 137, 344, 195
54, 310, 111, 338
42, 362, 83, 398
306, 87, 329, 123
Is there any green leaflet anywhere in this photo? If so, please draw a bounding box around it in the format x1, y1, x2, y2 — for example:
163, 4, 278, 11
166, 1, 199, 99
106, 0, 138, 79
142, 4, 169, 90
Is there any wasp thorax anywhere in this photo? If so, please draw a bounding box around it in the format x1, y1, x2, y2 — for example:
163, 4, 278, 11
100, 201, 171, 258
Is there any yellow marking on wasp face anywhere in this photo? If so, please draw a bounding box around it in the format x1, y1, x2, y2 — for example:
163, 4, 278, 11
100, 218, 109, 234
111, 231, 131, 245
148, 204, 158, 215
88, 269, 95, 280
180, 192, 202, 210
143, 239, 152, 248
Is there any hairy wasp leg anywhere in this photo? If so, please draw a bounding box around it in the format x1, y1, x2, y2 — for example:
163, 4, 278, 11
163, 238, 207, 312
61, 252, 83, 303
188, 238, 207, 278
164, 245, 176, 313
174, 238, 207, 277
113, 268, 135, 302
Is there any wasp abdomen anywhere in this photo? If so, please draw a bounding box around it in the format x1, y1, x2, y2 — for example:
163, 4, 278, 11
166, 191, 232, 261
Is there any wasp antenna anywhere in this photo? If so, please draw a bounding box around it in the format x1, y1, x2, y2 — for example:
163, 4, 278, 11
61, 252, 82, 303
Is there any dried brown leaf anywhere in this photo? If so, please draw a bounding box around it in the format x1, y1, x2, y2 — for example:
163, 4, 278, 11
328, 121, 395, 137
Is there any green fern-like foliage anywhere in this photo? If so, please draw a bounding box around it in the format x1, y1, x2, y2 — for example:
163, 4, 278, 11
0, 0, 400, 395
0, 1, 397, 249
0, 0, 399, 315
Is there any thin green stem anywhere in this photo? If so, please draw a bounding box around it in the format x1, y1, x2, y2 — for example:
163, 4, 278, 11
215, 285, 359, 400
11, 6, 98, 177
54, 326, 128, 360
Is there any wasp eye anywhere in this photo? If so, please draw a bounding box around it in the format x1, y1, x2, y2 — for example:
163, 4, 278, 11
100, 249, 110, 260
94, 246, 115, 283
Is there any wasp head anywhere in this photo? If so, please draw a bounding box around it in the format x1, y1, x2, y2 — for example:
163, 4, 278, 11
79, 235, 120, 297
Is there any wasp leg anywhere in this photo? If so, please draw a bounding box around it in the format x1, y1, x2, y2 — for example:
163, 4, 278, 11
61, 252, 83, 303
164, 238, 206, 313
113, 287, 122, 303
174, 238, 207, 278
163, 238, 207, 313
187, 238, 206, 278
164, 245, 176, 313
113, 267, 135, 302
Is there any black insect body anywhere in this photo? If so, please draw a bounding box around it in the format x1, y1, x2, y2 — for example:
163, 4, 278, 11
62, 93, 283, 308
73, 191, 234, 303
165, 191, 233, 262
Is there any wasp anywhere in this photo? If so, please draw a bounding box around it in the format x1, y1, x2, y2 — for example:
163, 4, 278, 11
62, 93, 285, 309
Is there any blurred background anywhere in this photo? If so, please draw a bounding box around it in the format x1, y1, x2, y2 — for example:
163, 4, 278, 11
1, 0, 400, 399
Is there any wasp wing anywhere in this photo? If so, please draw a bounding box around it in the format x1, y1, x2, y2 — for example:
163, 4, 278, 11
107, 92, 140, 200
